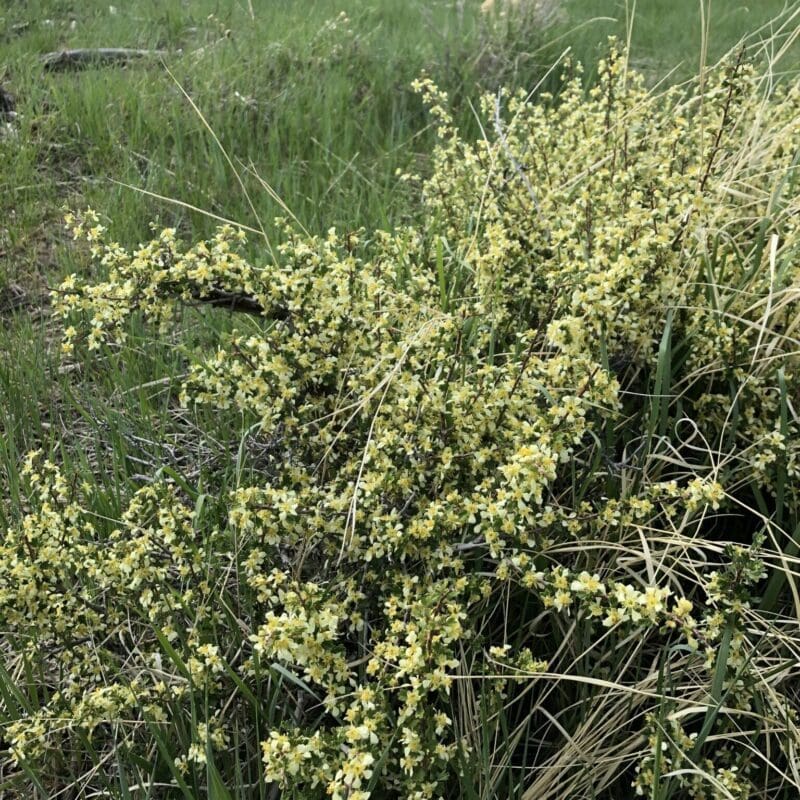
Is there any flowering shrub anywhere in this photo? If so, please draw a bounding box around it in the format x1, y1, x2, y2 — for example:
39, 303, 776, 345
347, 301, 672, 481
3, 46, 800, 798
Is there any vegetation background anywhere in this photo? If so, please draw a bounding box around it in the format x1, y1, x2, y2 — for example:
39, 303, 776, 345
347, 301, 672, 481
1, 1, 800, 799
0, 0, 795, 483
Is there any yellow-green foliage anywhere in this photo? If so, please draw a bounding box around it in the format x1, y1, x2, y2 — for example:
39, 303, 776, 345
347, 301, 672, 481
3, 47, 800, 799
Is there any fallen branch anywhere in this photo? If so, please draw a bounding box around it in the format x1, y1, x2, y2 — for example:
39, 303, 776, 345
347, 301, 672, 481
191, 289, 266, 316
41, 48, 167, 72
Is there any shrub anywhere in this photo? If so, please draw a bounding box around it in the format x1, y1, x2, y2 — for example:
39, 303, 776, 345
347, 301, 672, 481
2, 45, 800, 799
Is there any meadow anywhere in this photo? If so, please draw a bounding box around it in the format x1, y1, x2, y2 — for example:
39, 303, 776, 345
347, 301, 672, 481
2, 1, 800, 798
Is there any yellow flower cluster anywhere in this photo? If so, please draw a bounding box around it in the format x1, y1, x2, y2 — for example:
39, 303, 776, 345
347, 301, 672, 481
3, 44, 798, 797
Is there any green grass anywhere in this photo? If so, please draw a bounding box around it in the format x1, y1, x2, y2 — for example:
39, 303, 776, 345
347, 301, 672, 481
566, 0, 799, 80
2, 1, 797, 295
0, 0, 560, 291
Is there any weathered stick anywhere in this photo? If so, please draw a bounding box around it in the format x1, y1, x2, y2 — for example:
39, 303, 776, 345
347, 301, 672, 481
192, 289, 266, 316
41, 48, 167, 72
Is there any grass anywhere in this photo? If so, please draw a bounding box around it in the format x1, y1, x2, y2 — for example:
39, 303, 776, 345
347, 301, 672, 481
2, 1, 797, 292
0, 0, 558, 290
566, 0, 799, 80
1, 1, 800, 798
